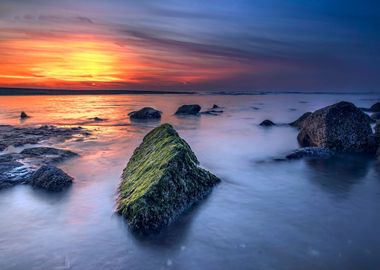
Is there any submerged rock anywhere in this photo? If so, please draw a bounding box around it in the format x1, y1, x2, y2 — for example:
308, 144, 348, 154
30, 165, 73, 191
297, 101, 373, 153
116, 123, 220, 233
175, 104, 201, 115
286, 147, 334, 160
0, 125, 89, 152
0, 160, 31, 189
20, 111, 29, 119
289, 112, 312, 129
128, 107, 162, 120
20, 147, 78, 163
259, 120, 275, 127
201, 105, 224, 116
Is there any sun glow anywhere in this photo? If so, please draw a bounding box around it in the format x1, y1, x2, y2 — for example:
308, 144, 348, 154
0, 38, 124, 87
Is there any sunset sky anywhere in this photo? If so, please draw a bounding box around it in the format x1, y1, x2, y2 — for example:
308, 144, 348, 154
0, 0, 379, 92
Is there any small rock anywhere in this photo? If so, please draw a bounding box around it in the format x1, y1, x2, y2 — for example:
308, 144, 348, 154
212, 104, 220, 109
90, 117, 105, 122
20, 111, 29, 119
175, 104, 201, 115
128, 107, 162, 120
286, 147, 334, 160
30, 165, 73, 191
289, 112, 312, 129
259, 120, 275, 127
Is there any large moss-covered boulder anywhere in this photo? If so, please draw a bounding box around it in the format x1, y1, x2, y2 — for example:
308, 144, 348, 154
297, 101, 373, 153
116, 124, 220, 233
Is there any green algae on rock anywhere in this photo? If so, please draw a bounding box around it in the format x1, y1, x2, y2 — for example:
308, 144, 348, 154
116, 123, 220, 233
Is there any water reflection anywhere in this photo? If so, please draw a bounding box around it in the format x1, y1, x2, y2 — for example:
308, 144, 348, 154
305, 155, 373, 196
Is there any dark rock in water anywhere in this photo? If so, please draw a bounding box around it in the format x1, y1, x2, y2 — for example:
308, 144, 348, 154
371, 112, 380, 121
175, 104, 201, 115
20, 111, 29, 119
20, 147, 78, 163
201, 105, 224, 116
260, 120, 275, 127
90, 117, 105, 122
289, 112, 312, 129
286, 147, 334, 160
30, 165, 73, 191
297, 101, 373, 153
128, 107, 162, 120
370, 102, 380, 112
116, 123, 220, 233
0, 160, 31, 189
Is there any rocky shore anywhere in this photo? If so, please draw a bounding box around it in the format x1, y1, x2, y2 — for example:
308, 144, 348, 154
0, 125, 88, 190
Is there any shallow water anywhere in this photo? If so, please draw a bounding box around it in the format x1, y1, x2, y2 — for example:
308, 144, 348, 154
0, 93, 380, 270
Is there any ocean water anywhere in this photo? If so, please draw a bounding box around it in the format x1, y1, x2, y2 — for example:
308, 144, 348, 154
0, 93, 380, 270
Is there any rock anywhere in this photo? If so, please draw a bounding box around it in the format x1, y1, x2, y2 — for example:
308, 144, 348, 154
370, 102, 380, 112
91, 117, 105, 122
371, 112, 380, 121
20, 111, 29, 119
20, 147, 78, 163
297, 101, 373, 153
289, 112, 312, 129
175, 104, 201, 115
212, 104, 220, 109
128, 107, 162, 120
375, 121, 380, 134
286, 147, 334, 160
259, 120, 275, 127
116, 124, 220, 233
0, 160, 31, 189
30, 165, 73, 191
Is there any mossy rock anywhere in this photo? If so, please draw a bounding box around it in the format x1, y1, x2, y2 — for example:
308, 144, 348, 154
116, 123, 220, 233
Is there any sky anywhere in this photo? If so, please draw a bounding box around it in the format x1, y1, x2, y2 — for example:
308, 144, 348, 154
0, 0, 379, 92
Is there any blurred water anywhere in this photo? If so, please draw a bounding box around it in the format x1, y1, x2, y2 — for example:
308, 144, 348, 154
0, 93, 380, 270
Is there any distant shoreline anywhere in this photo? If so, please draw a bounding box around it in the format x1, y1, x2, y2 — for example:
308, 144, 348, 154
0, 87, 378, 96
0, 87, 196, 96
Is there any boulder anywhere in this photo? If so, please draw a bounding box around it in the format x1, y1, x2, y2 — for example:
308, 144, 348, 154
20, 111, 29, 119
259, 120, 275, 127
128, 107, 162, 120
30, 165, 73, 191
370, 102, 380, 112
371, 112, 380, 121
175, 104, 201, 115
116, 124, 220, 233
297, 101, 373, 153
286, 147, 334, 160
289, 112, 312, 129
